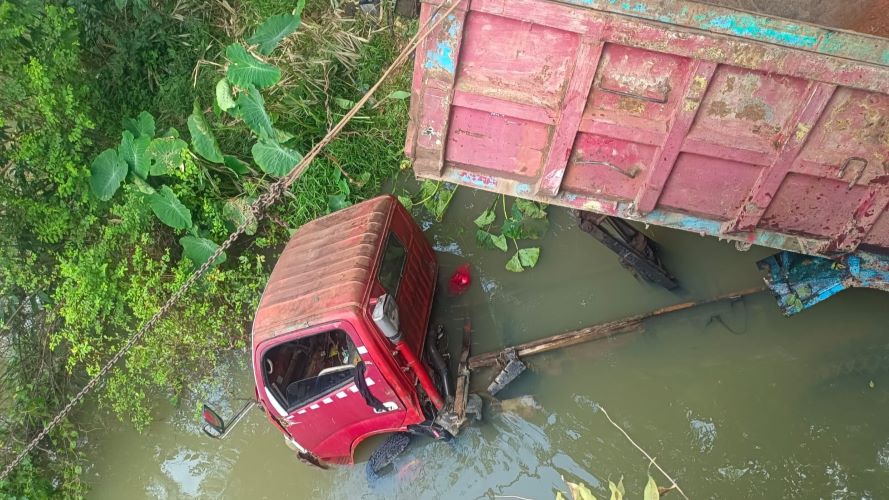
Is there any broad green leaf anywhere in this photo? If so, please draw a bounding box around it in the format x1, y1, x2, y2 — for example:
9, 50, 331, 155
131, 175, 155, 195
397, 195, 412, 208
148, 186, 193, 230
147, 137, 187, 176
567, 481, 597, 500
122, 111, 155, 139
251, 140, 302, 176
334, 97, 356, 110
89, 149, 127, 201
223, 198, 257, 235
608, 477, 625, 500
518, 247, 540, 268
491, 233, 508, 252
236, 86, 274, 139
385, 90, 411, 100
515, 198, 547, 219
502, 217, 524, 240
225, 43, 281, 89
274, 128, 294, 143
215, 79, 236, 111
180, 236, 226, 267
246, 1, 305, 55
223, 155, 250, 175
522, 217, 550, 240
118, 130, 151, 179
476, 229, 494, 249
506, 252, 524, 273
328, 194, 351, 212
187, 105, 224, 163
160, 127, 180, 139
474, 209, 496, 228
643, 476, 659, 500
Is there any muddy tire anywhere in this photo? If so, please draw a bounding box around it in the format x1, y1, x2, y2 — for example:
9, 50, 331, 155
366, 432, 411, 476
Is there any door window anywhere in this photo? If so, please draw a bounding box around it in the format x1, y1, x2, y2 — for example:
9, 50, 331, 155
262, 330, 359, 411
377, 233, 407, 298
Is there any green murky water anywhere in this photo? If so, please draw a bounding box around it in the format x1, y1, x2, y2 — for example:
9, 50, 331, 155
86, 185, 889, 499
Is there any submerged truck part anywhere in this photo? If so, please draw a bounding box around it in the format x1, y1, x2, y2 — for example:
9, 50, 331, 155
405, 0, 889, 298
758, 251, 889, 316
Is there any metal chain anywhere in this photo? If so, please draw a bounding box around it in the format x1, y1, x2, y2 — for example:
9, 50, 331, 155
0, 0, 461, 482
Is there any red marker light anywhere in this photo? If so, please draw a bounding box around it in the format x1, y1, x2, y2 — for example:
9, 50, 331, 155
448, 263, 472, 295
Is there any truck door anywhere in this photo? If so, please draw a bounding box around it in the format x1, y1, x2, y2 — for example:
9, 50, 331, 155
257, 320, 407, 463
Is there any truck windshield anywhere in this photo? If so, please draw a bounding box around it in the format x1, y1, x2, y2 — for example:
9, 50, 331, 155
262, 330, 359, 411
377, 233, 406, 298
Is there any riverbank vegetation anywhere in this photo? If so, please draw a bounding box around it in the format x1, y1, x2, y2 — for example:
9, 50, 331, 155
0, 0, 414, 495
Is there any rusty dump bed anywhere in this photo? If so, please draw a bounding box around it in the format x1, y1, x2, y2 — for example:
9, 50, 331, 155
406, 0, 889, 258
252, 197, 391, 346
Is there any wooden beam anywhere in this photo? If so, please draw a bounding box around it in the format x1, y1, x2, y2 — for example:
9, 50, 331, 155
468, 287, 764, 369
634, 60, 717, 214
724, 82, 837, 234
537, 38, 604, 196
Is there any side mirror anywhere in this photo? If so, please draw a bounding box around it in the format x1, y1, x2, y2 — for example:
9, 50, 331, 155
202, 404, 227, 437
201, 400, 257, 439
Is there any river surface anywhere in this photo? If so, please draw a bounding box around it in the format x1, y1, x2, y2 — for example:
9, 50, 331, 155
86, 183, 889, 499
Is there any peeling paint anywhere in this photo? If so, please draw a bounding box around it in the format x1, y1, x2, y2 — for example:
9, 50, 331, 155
794, 122, 812, 142
425, 41, 456, 73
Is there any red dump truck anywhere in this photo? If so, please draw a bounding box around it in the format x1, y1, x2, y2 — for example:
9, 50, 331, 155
405, 0, 889, 311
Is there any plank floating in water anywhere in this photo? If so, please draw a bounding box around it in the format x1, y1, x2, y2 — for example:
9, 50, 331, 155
468, 287, 765, 369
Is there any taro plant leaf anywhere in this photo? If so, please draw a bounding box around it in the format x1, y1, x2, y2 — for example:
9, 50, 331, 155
478, 230, 507, 252
246, 0, 305, 55
252, 139, 302, 176
223, 155, 250, 175
566, 481, 597, 500
518, 247, 540, 268
147, 137, 187, 176
222, 198, 257, 235
328, 194, 351, 212
474, 209, 496, 228
428, 185, 456, 221
502, 217, 524, 240
236, 86, 274, 139
160, 127, 180, 139
89, 149, 128, 201
215, 78, 236, 111
118, 130, 151, 179
643, 476, 659, 500
122, 111, 155, 139
515, 198, 547, 219
505, 252, 524, 273
130, 175, 155, 195
148, 185, 193, 230
225, 43, 281, 89
187, 105, 224, 163
274, 128, 294, 143
180, 236, 227, 268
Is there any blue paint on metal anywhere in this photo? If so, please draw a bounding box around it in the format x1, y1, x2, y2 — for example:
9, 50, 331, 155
516, 183, 532, 196
703, 15, 818, 48
644, 210, 723, 235
424, 41, 456, 73
758, 251, 889, 316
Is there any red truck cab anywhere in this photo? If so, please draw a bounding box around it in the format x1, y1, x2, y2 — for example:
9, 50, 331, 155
250, 196, 440, 464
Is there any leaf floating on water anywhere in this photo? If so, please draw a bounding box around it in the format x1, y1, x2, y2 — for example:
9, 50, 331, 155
518, 247, 540, 268
643, 476, 659, 500
608, 477, 625, 500
505, 252, 524, 273
397, 195, 412, 208
515, 198, 547, 219
567, 480, 597, 500
474, 209, 496, 228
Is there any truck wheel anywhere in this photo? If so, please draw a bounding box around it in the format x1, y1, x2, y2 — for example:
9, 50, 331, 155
366, 432, 411, 476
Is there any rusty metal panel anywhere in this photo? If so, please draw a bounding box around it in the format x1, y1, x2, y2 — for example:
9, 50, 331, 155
406, 0, 889, 258
252, 197, 393, 346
